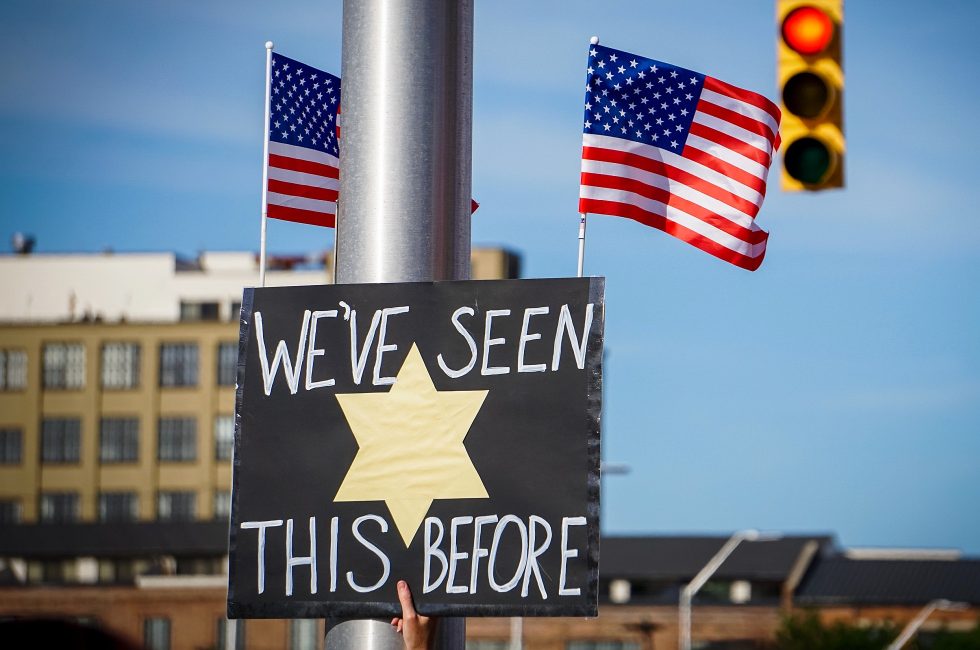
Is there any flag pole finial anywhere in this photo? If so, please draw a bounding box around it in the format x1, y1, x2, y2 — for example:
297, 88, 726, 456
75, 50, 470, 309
265, 41, 274, 50
590, 36, 599, 45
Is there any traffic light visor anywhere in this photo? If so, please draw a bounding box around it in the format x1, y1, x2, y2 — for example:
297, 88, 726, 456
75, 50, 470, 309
781, 6, 834, 55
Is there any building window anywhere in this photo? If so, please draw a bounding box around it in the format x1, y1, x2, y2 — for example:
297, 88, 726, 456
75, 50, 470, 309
100, 417, 139, 462
144, 617, 171, 650
230, 301, 242, 321
290, 619, 319, 650
159, 343, 198, 387
43, 343, 86, 389
98, 492, 138, 522
39, 492, 80, 523
214, 490, 231, 520
157, 491, 196, 521
0, 428, 22, 464
215, 415, 234, 461
98, 558, 141, 584
29, 559, 79, 584
101, 342, 140, 389
0, 499, 23, 524
217, 342, 238, 386
41, 418, 81, 463
158, 418, 196, 461
180, 301, 220, 322
0, 349, 28, 390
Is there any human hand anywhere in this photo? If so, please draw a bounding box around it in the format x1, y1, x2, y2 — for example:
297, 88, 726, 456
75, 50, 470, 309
390, 580, 436, 650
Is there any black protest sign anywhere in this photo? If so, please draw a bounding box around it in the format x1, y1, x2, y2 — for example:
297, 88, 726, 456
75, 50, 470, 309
227, 277, 604, 618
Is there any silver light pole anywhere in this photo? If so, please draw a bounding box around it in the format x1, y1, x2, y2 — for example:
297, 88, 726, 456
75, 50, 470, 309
335, 0, 473, 285
326, 1, 473, 648
885, 599, 969, 650
678, 530, 781, 650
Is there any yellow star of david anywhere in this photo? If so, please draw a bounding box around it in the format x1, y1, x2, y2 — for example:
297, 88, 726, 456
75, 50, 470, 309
334, 343, 489, 546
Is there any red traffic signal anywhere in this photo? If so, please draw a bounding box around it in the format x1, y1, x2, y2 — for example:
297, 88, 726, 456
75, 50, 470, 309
781, 6, 834, 56
777, 0, 844, 191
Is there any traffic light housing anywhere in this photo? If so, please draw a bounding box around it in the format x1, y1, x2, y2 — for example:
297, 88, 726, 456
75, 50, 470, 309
777, 0, 844, 190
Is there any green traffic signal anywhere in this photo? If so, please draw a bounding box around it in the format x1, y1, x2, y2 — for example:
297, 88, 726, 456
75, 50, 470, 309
783, 137, 833, 185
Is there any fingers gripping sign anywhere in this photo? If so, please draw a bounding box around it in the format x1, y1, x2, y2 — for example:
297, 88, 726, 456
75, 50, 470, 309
390, 580, 436, 650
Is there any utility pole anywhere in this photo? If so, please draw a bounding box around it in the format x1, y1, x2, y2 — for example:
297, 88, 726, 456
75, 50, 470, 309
325, 1, 473, 648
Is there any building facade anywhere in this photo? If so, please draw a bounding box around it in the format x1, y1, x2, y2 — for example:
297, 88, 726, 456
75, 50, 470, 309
0, 248, 521, 649
1, 249, 978, 649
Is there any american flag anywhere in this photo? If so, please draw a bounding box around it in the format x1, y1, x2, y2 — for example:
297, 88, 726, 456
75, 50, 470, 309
266, 52, 340, 228
579, 44, 780, 271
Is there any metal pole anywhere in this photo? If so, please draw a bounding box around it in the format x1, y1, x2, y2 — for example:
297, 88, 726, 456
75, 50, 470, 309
335, 0, 472, 284
509, 616, 522, 650
886, 599, 969, 650
258, 41, 274, 288
577, 213, 587, 277
326, 1, 473, 648
679, 530, 770, 650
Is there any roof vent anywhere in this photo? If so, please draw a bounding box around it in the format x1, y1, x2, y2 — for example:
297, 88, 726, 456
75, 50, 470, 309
609, 578, 631, 604
11, 232, 36, 254
843, 548, 961, 561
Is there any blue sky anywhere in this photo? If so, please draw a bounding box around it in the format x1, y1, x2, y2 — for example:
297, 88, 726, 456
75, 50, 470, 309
2, 1, 978, 553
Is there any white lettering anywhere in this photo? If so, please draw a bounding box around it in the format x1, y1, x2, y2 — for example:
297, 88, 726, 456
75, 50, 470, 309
305, 310, 338, 390
489, 515, 528, 593
373, 306, 410, 386
551, 303, 594, 371
255, 310, 311, 395
286, 517, 317, 596
521, 515, 552, 598
446, 516, 473, 593
481, 309, 511, 376
329, 516, 339, 593
437, 307, 478, 378
423, 517, 449, 594
469, 515, 499, 594
347, 515, 391, 593
240, 519, 283, 594
558, 516, 587, 596
517, 307, 549, 373
349, 308, 382, 385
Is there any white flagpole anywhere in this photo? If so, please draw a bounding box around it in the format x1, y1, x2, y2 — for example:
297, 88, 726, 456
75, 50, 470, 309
258, 41, 275, 287
577, 37, 599, 279
332, 200, 340, 284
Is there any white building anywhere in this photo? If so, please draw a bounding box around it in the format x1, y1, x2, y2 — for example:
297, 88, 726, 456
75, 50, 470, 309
0, 248, 519, 324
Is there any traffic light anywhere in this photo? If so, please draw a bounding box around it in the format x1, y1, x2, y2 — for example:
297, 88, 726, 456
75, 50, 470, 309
777, 0, 844, 190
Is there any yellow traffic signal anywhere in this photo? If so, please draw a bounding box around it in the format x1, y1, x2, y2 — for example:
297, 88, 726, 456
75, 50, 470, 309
777, 0, 844, 190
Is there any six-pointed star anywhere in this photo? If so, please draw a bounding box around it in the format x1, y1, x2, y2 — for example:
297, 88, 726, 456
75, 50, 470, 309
334, 343, 489, 546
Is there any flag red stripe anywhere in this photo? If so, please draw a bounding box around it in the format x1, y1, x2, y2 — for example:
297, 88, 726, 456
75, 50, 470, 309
582, 145, 761, 218
581, 171, 767, 244
704, 76, 781, 125
578, 197, 765, 271
268, 179, 339, 202
681, 142, 768, 197
689, 122, 773, 168
696, 98, 778, 146
268, 154, 340, 179
267, 203, 336, 227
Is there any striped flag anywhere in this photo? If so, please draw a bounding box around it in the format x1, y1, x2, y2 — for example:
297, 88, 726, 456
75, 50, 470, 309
266, 52, 340, 228
579, 43, 780, 270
